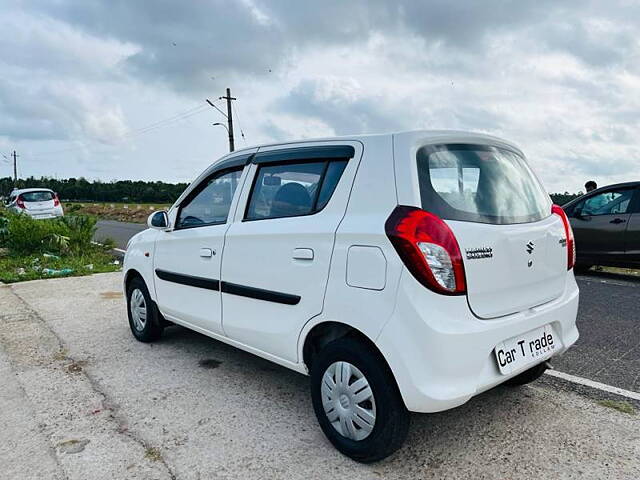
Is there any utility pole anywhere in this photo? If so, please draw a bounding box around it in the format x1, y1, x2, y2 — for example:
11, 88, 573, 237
220, 88, 236, 152
12, 150, 18, 183
206, 88, 236, 152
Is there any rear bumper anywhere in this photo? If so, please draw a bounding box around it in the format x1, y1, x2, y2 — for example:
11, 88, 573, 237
27, 209, 64, 219
376, 270, 579, 413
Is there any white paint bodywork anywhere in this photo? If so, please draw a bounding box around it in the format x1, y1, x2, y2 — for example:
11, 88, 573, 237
6, 188, 64, 219
124, 130, 580, 413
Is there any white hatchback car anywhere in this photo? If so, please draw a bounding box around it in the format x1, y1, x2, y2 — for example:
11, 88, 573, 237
6, 188, 64, 219
124, 131, 579, 462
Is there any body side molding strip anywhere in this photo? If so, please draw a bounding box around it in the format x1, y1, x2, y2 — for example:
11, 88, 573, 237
221, 281, 301, 305
155, 269, 220, 291
154, 269, 301, 305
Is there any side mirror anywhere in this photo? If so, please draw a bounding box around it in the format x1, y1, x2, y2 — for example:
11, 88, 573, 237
147, 210, 169, 229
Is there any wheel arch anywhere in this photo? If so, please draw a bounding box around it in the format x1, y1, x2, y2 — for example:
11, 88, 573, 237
301, 321, 395, 379
124, 268, 144, 291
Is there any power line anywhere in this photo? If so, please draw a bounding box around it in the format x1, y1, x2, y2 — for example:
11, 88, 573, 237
206, 98, 227, 118
232, 102, 247, 144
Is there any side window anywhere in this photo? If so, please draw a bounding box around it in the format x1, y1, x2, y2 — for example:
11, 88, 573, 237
177, 169, 242, 228
245, 159, 348, 221
581, 189, 634, 216
316, 160, 348, 210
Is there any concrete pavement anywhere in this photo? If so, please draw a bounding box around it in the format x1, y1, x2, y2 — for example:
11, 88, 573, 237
1, 272, 639, 479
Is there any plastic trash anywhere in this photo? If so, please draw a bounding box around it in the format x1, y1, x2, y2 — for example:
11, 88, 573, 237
112, 259, 120, 265
84, 264, 94, 270
42, 268, 74, 276
43, 253, 61, 259
16, 267, 26, 275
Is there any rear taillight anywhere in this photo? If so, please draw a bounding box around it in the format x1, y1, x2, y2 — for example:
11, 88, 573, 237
53, 193, 60, 207
16, 195, 25, 209
385, 206, 466, 295
552, 204, 575, 270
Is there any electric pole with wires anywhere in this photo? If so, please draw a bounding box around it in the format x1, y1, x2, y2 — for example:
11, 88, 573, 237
11, 150, 18, 183
206, 88, 236, 152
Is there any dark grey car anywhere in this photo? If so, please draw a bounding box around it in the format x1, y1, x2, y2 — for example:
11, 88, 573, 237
563, 182, 640, 270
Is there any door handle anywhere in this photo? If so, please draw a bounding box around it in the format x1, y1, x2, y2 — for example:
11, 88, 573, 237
610, 218, 626, 224
199, 248, 215, 258
292, 248, 314, 260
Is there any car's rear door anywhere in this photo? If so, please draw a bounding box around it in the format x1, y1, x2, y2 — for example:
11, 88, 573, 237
220, 142, 361, 362
569, 186, 635, 264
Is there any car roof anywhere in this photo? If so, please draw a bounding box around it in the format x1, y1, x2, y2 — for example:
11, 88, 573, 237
564, 181, 640, 207
217, 129, 524, 164
11, 188, 54, 195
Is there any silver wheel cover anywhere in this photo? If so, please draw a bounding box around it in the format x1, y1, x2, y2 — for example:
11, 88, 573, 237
321, 361, 376, 441
130, 288, 147, 331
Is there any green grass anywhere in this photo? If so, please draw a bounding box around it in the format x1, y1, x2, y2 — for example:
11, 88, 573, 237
597, 399, 636, 415
0, 207, 121, 283
0, 250, 120, 283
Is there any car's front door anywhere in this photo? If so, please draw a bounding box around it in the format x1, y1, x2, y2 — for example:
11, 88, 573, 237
569, 186, 636, 264
622, 187, 640, 266
220, 143, 361, 363
153, 166, 245, 335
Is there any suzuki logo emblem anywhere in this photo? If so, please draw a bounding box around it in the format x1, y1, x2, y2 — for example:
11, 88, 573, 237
526, 241, 535, 254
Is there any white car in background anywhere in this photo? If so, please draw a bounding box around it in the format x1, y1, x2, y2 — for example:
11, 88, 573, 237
123, 131, 579, 462
6, 188, 64, 219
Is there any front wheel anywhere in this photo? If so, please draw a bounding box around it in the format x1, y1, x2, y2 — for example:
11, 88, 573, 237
126, 277, 163, 342
310, 337, 410, 463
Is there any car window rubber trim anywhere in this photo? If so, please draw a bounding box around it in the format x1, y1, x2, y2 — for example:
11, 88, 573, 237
154, 269, 300, 305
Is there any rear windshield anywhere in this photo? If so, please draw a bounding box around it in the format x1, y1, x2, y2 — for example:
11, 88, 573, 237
21, 191, 54, 202
417, 144, 551, 225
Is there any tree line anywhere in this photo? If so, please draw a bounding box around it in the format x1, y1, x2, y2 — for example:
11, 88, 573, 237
0, 177, 189, 203
1, 176, 581, 205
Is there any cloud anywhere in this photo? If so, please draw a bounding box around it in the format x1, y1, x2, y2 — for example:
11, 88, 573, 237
1, 0, 639, 192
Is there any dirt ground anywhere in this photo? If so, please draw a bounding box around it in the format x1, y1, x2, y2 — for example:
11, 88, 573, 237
63, 202, 171, 223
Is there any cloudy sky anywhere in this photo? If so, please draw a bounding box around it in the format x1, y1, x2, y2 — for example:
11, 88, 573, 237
1, 1, 639, 193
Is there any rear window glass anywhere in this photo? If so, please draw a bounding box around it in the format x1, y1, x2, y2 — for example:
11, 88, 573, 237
417, 144, 551, 224
21, 191, 54, 202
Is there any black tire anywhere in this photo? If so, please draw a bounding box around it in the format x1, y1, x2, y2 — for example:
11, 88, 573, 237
126, 276, 163, 343
504, 362, 548, 386
310, 336, 410, 463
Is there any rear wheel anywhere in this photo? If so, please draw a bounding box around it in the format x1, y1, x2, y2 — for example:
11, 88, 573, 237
504, 362, 548, 386
310, 337, 409, 463
126, 277, 163, 342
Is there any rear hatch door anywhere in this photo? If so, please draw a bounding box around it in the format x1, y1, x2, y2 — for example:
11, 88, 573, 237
448, 215, 567, 318
22, 191, 55, 214
412, 140, 568, 318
